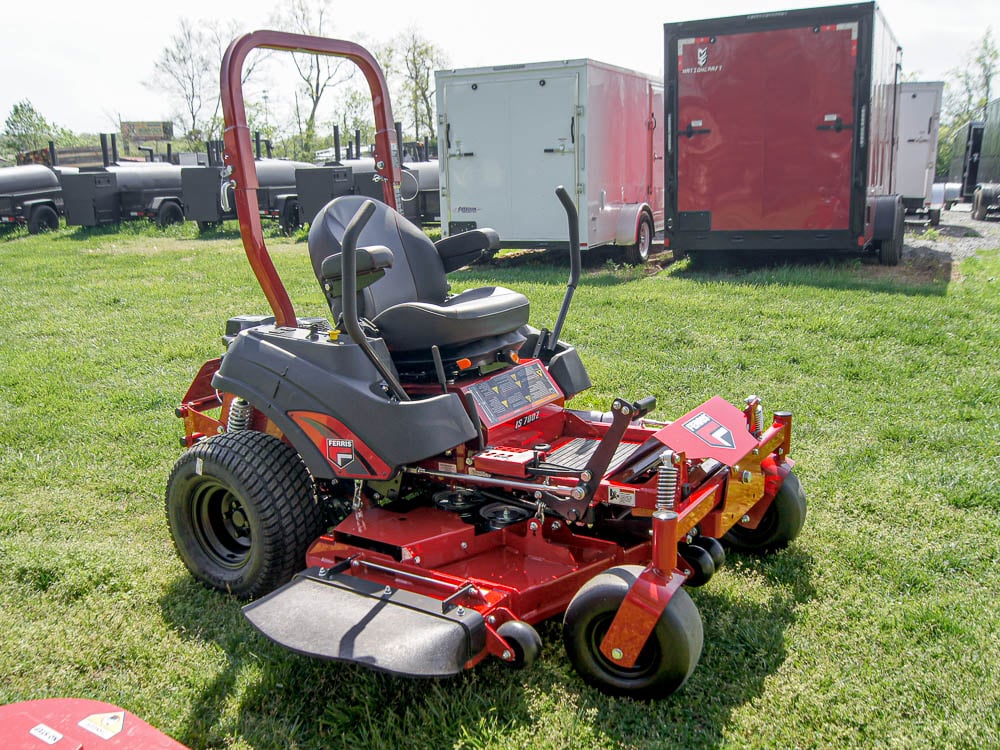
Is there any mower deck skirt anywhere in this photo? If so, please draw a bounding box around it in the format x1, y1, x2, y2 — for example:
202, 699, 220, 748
243, 567, 486, 677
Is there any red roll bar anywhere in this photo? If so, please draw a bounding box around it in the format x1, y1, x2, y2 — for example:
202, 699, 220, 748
220, 31, 400, 327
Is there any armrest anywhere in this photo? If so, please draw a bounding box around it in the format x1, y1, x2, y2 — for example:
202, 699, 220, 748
320, 245, 394, 297
434, 228, 500, 272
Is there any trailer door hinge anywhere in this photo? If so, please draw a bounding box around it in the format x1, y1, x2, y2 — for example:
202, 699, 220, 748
576, 105, 584, 116
576, 184, 585, 194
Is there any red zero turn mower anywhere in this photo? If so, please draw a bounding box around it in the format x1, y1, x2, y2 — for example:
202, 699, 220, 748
167, 32, 806, 699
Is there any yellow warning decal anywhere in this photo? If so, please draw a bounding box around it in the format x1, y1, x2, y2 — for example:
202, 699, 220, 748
78, 710, 125, 739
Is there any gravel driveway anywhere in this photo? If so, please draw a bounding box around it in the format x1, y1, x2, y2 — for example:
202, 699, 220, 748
904, 204, 1000, 263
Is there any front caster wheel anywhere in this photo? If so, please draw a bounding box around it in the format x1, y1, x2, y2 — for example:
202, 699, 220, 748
723, 471, 807, 554
563, 565, 703, 699
497, 619, 542, 669
165, 430, 323, 599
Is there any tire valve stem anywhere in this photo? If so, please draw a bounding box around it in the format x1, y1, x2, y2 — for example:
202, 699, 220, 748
227, 397, 252, 432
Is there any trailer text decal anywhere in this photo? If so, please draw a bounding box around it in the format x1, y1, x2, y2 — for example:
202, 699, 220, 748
677, 40, 724, 75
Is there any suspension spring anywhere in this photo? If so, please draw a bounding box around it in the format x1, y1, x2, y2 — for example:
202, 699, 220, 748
656, 451, 678, 512
227, 397, 252, 432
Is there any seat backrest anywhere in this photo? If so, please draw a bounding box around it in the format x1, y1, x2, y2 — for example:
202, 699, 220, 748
309, 196, 448, 319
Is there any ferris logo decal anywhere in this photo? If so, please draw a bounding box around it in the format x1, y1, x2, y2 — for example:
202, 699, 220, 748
326, 438, 355, 469
515, 411, 541, 429
682, 412, 736, 450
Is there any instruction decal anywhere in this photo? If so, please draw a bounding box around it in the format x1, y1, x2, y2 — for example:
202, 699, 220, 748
79, 710, 125, 739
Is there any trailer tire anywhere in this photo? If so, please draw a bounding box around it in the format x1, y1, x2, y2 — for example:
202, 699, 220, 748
972, 189, 988, 221
165, 430, 323, 600
27, 205, 59, 234
156, 201, 184, 228
722, 471, 806, 554
878, 199, 903, 266
280, 198, 300, 235
624, 214, 653, 265
563, 565, 703, 699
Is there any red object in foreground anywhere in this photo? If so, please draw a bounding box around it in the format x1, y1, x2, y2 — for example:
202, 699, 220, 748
0, 699, 188, 749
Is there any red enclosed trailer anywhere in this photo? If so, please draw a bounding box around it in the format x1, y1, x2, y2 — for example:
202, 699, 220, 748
664, 2, 904, 264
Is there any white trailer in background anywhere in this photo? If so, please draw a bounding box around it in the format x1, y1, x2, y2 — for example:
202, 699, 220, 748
436, 59, 664, 263
896, 81, 944, 224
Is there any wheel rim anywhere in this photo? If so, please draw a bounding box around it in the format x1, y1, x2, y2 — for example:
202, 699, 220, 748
585, 611, 660, 681
638, 221, 651, 259
190, 478, 253, 570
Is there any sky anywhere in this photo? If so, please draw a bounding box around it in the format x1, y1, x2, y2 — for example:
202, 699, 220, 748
2, 0, 997, 136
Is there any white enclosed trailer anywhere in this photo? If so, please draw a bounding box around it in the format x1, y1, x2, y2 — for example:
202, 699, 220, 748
896, 81, 944, 223
436, 59, 664, 262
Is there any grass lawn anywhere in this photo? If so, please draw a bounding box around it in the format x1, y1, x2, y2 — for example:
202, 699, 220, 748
1, 220, 998, 749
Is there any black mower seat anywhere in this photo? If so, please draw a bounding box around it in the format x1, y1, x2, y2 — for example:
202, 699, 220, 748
309, 196, 529, 354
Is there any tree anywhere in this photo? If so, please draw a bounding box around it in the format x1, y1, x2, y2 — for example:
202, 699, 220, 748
1, 100, 69, 156
938, 27, 998, 178
271, 0, 353, 157
398, 30, 447, 144
149, 19, 213, 143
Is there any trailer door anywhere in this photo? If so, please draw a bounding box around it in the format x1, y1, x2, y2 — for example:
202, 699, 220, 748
442, 73, 579, 241
896, 84, 941, 205
675, 24, 858, 231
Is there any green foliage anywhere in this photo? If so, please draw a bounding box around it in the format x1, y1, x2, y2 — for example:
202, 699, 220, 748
1, 232, 999, 748
939, 27, 999, 176
1, 100, 72, 157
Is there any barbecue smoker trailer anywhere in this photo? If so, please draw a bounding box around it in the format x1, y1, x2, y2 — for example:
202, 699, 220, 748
183, 158, 318, 234
436, 59, 664, 263
61, 164, 186, 228
0, 164, 72, 233
664, 2, 905, 264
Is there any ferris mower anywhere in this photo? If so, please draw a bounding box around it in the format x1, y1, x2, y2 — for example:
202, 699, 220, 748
166, 31, 806, 699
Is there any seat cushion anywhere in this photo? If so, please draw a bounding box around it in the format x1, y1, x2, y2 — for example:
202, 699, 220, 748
373, 286, 530, 352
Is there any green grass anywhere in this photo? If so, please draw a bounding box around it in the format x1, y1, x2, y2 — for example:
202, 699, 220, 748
2, 222, 999, 749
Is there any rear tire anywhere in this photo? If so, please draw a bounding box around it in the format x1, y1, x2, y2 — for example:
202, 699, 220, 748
723, 471, 806, 554
27, 205, 59, 234
156, 201, 184, 228
563, 565, 703, 698
624, 214, 653, 265
165, 430, 323, 599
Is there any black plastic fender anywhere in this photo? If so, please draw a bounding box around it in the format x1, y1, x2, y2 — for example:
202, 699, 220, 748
212, 325, 477, 479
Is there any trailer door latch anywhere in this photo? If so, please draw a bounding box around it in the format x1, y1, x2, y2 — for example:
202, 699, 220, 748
817, 116, 853, 133
681, 123, 711, 138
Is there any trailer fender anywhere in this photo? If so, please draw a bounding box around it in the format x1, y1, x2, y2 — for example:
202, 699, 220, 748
20, 198, 58, 214
614, 203, 652, 246
149, 196, 182, 212
274, 194, 298, 212
871, 194, 902, 241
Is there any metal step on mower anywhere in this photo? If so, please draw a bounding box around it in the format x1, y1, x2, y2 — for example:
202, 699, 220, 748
166, 31, 806, 700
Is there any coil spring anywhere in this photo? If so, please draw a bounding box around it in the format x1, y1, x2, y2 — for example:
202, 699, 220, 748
227, 397, 252, 432
657, 452, 678, 512
747, 396, 763, 438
